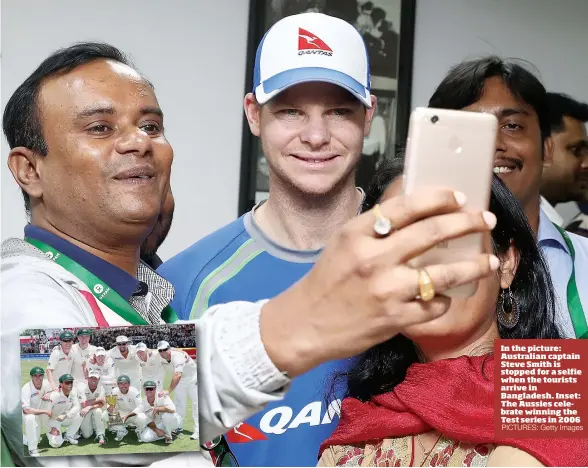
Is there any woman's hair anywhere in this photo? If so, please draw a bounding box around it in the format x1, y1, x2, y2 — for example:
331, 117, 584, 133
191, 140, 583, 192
338, 158, 562, 402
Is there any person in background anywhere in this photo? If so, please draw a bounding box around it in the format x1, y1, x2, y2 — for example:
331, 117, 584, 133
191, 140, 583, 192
70, 328, 97, 392
428, 56, 588, 339
127, 380, 180, 444
21, 367, 53, 457
45, 374, 84, 448
110, 375, 147, 442
540, 92, 588, 228
46, 331, 75, 391
78, 369, 107, 445
157, 340, 198, 441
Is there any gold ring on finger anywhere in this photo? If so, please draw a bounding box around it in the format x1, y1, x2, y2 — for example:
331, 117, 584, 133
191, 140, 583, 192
417, 268, 435, 302
373, 204, 393, 237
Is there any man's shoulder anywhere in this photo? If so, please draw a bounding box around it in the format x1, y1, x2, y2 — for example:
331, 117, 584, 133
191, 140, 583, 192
159, 216, 249, 278
1, 239, 93, 328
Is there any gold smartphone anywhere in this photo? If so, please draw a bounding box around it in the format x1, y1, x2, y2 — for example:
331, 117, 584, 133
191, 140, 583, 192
402, 107, 498, 298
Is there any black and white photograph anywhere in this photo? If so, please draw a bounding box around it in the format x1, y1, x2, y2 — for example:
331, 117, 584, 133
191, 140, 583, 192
19, 324, 198, 458
243, 0, 416, 208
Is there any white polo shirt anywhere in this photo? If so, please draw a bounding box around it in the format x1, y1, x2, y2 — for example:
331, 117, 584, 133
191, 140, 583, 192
86, 358, 116, 390
47, 346, 74, 383
135, 392, 175, 423
21, 380, 53, 411
71, 343, 97, 381
107, 345, 141, 378
161, 350, 197, 382
79, 382, 105, 403
138, 350, 165, 381
47, 388, 82, 419
111, 386, 142, 415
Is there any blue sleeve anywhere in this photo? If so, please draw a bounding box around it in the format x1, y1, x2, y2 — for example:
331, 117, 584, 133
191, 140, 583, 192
158, 218, 247, 320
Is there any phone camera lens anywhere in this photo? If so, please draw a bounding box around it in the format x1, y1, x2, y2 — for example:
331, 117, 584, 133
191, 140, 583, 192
431, 115, 439, 124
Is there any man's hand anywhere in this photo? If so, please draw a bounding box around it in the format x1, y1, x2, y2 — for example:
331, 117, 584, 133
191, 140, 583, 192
44, 409, 52, 417
49, 427, 60, 436
260, 188, 499, 377
42, 394, 52, 402
80, 407, 91, 417
154, 427, 166, 438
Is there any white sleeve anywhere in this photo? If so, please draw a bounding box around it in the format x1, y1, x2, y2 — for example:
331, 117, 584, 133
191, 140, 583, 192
21, 384, 31, 410
192, 300, 291, 443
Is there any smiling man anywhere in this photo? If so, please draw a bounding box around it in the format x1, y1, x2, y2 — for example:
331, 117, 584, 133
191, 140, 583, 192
0, 42, 186, 466
428, 56, 588, 339
159, 12, 376, 466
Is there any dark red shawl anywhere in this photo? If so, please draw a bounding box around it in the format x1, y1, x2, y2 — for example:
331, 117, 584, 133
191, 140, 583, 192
320, 355, 588, 466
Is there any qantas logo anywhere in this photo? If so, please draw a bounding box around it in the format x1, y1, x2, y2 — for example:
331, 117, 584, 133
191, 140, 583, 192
298, 27, 333, 56
226, 400, 341, 443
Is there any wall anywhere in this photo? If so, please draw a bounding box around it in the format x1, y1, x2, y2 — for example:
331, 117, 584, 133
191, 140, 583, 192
2, 0, 587, 259
0, 0, 250, 260
411, 0, 588, 107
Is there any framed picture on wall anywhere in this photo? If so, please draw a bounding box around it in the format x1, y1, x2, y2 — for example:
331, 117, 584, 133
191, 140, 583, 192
238, 0, 416, 213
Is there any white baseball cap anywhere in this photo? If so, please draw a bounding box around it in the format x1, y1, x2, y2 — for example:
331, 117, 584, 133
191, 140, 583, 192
95, 347, 106, 356
115, 335, 129, 344
253, 13, 372, 107
136, 342, 148, 352
156, 340, 170, 351
88, 369, 101, 379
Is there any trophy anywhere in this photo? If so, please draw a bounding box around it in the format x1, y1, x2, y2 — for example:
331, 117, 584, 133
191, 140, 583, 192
106, 394, 124, 429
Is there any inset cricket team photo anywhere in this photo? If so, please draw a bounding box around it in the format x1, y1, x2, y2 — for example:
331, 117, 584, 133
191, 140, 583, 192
19, 324, 198, 457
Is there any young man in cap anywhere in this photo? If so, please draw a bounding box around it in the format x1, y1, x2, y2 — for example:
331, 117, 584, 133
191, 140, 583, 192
107, 335, 142, 391
136, 342, 165, 393
84, 347, 117, 395
124, 380, 179, 444
45, 374, 84, 448
71, 328, 97, 389
159, 12, 376, 463
157, 340, 198, 440
428, 56, 588, 338
78, 369, 107, 445
21, 367, 53, 456
108, 374, 146, 442
46, 331, 75, 391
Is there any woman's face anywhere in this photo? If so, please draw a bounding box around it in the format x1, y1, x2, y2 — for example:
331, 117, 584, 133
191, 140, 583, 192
380, 179, 518, 357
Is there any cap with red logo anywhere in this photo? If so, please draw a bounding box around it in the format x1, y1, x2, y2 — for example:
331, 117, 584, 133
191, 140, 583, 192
253, 13, 371, 107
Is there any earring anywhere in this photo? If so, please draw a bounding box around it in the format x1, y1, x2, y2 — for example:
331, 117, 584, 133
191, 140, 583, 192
497, 286, 519, 329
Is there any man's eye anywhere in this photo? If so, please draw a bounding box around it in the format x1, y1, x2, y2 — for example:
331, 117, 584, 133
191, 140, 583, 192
88, 125, 111, 134
141, 124, 162, 134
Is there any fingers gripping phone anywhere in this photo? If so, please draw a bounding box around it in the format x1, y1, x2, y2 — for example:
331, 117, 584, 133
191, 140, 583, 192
402, 107, 498, 298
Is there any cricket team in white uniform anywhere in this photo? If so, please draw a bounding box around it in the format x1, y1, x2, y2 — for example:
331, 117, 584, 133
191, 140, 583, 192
21, 329, 198, 456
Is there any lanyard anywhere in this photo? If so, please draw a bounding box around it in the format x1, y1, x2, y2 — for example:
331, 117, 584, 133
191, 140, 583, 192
25, 237, 177, 325
551, 225, 587, 339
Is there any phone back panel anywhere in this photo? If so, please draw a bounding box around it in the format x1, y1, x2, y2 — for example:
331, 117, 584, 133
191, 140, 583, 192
403, 107, 498, 297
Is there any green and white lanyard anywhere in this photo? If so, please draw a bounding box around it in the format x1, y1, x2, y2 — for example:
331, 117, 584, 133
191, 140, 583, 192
552, 225, 587, 339
25, 237, 178, 325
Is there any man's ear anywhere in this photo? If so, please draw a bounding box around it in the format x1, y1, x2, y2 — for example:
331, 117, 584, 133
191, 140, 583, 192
542, 136, 554, 169
363, 95, 378, 137
7, 147, 44, 200
244, 93, 261, 137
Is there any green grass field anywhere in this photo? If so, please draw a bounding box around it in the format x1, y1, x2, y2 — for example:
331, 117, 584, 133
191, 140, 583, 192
21, 359, 198, 457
